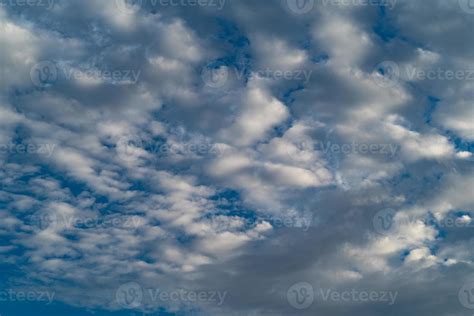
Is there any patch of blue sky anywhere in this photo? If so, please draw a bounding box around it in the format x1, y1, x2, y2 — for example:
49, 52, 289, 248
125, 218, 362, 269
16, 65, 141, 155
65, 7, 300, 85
424, 96, 440, 124
0, 300, 179, 316
373, 6, 399, 42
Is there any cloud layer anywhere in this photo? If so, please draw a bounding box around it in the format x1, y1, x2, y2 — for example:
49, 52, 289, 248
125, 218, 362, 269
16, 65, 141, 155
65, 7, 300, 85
0, 0, 473, 315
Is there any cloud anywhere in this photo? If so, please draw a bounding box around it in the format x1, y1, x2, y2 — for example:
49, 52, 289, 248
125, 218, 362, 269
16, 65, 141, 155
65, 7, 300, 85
0, 1, 473, 315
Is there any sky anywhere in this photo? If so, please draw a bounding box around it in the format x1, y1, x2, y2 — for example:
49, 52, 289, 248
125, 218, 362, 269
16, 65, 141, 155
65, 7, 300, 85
0, 0, 473, 315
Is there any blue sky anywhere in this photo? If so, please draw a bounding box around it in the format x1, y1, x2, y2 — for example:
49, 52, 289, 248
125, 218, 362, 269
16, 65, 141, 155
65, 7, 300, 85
0, 0, 473, 315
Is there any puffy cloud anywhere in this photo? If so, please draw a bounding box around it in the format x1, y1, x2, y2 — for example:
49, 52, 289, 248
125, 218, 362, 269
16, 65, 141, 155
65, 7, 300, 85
0, 1, 473, 315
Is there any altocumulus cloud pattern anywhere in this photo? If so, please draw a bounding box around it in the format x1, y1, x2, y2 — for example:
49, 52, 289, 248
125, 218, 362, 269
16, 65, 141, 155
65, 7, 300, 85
0, 0, 473, 315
